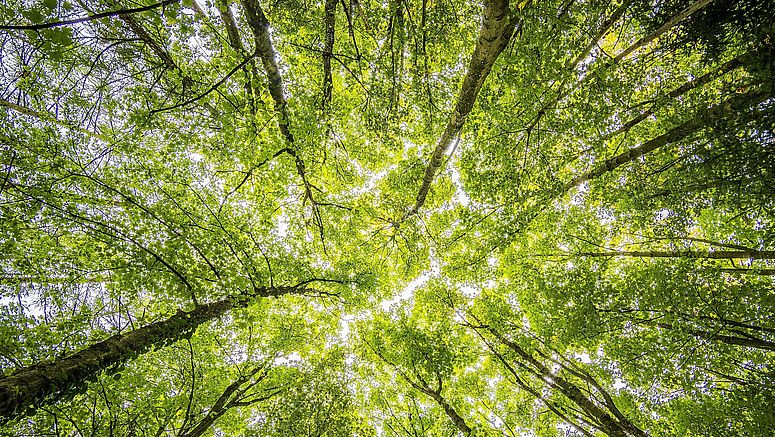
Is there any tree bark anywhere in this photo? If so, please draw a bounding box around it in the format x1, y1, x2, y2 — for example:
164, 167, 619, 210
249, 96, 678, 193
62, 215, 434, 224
489, 328, 645, 437
0, 286, 304, 422
655, 323, 775, 352
240, 0, 294, 144
564, 88, 772, 191
426, 390, 473, 436
575, 250, 775, 260
410, 0, 519, 215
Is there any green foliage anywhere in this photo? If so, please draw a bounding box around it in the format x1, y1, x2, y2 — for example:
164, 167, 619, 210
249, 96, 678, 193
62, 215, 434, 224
1, 0, 774, 435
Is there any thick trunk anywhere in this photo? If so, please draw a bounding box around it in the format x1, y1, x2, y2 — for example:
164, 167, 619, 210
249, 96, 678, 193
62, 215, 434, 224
215, 0, 245, 52
427, 391, 472, 436
215, 0, 262, 110
240, 0, 295, 144
0, 286, 300, 422
565, 89, 772, 191
410, 0, 518, 214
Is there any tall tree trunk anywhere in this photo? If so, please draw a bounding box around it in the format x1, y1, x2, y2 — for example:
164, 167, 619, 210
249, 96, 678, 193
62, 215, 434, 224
564, 88, 773, 191
426, 390, 472, 436
487, 328, 645, 437
410, 0, 520, 215
0, 286, 304, 422
240, 0, 328, 248
575, 250, 775, 260
215, 0, 262, 109
655, 323, 775, 352
240, 0, 294, 144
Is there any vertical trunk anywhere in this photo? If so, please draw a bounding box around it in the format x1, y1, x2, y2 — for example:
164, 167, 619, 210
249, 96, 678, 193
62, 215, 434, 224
240, 0, 295, 144
214, 0, 262, 110
410, 0, 519, 214
0, 286, 300, 422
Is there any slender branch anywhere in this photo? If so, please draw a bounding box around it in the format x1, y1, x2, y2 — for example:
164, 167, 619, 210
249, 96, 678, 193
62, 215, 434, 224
0, 0, 181, 31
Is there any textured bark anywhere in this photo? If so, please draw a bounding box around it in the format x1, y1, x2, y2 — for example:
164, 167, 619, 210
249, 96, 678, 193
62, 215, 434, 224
240, 0, 330, 248
0, 286, 303, 422
426, 391, 473, 436
489, 328, 645, 437
614, 0, 715, 62
215, 0, 262, 109
215, 0, 244, 52
410, 0, 519, 214
240, 0, 294, 144
576, 250, 775, 260
565, 89, 772, 191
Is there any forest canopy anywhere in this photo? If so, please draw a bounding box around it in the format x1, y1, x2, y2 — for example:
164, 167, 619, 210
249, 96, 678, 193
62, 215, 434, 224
0, 0, 774, 435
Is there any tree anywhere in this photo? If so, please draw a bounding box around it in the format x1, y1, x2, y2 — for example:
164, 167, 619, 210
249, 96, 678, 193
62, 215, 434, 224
1, 0, 774, 435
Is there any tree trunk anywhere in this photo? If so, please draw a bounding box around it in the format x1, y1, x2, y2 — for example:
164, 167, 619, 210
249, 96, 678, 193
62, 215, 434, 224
486, 327, 646, 437
240, 0, 295, 144
564, 88, 772, 191
656, 323, 775, 352
602, 49, 755, 141
0, 286, 302, 422
411, 0, 519, 214
427, 390, 472, 436
576, 250, 775, 260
